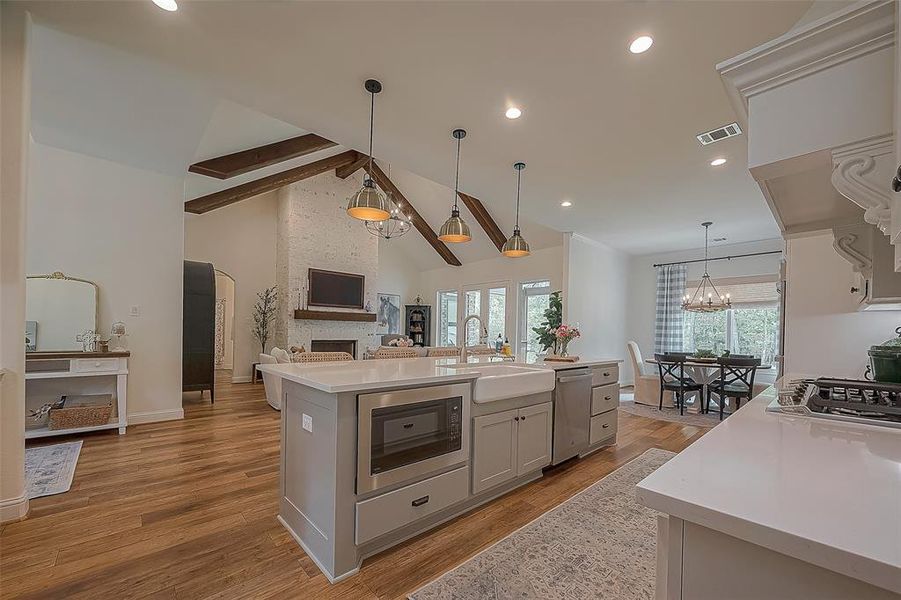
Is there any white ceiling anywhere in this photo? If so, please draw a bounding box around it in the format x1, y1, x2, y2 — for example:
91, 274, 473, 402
22, 0, 813, 255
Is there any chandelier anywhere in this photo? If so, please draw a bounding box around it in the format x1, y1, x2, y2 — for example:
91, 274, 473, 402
365, 191, 413, 240
682, 221, 731, 313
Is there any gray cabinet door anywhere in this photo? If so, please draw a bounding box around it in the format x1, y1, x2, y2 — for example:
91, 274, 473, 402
516, 402, 552, 475
472, 408, 518, 494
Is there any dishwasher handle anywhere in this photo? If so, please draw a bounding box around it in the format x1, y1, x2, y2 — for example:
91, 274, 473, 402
557, 373, 593, 383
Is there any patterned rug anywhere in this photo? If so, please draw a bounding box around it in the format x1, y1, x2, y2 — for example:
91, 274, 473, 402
25, 440, 82, 499
409, 448, 676, 600
618, 399, 721, 428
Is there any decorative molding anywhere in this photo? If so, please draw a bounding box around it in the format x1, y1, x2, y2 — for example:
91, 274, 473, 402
831, 134, 894, 235
832, 230, 873, 278
717, 0, 895, 123
0, 493, 29, 524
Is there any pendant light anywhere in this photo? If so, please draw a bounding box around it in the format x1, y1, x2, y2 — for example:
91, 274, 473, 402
438, 128, 472, 243
346, 79, 390, 222
681, 222, 731, 312
502, 162, 531, 257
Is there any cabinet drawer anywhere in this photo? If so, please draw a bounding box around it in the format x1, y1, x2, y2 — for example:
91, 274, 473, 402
591, 364, 618, 387
73, 358, 119, 373
355, 466, 468, 545
591, 384, 619, 415
589, 410, 618, 445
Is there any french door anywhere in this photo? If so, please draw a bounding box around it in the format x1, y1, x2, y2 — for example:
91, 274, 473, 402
461, 282, 511, 348
518, 280, 551, 362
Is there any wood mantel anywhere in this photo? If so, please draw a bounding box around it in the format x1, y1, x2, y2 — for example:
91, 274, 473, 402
294, 309, 377, 323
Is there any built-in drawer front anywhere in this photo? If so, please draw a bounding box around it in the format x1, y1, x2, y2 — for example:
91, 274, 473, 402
591, 384, 620, 416
589, 410, 618, 445
355, 466, 469, 545
73, 358, 119, 373
591, 364, 619, 387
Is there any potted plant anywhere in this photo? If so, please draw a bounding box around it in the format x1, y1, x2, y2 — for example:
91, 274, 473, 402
252, 286, 278, 354
532, 291, 563, 355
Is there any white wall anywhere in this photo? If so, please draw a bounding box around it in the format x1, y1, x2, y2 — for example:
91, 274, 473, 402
784, 231, 901, 378
1, 3, 31, 523
26, 141, 185, 424
624, 238, 784, 384
418, 245, 565, 347
377, 237, 420, 307
185, 192, 278, 381
564, 234, 629, 367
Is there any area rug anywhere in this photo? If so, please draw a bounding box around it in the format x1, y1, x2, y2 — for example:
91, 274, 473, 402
619, 399, 720, 428
25, 440, 82, 499
409, 448, 676, 600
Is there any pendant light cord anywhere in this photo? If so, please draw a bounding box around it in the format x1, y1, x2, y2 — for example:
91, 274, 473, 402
453, 136, 461, 211
514, 168, 522, 230
367, 90, 375, 178
703, 223, 710, 277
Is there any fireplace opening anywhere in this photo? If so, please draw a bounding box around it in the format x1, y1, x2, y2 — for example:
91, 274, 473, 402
310, 339, 357, 359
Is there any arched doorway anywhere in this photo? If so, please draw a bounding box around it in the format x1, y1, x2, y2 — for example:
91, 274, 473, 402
214, 270, 236, 371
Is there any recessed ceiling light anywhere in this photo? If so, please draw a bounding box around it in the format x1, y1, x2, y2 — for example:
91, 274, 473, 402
629, 36, 653, 54
505, 107, 522, 120
710, 158, 727, 166
152, 0, 178, 11
560, 200, 572, 207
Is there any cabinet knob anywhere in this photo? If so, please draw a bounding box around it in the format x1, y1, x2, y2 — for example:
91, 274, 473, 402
520, 415, 526, 421
605, 396, 611, 401
850, 286, 860, 294
602, 423, 610, 429
514, 416, 519, 421
603, 372, 610, 377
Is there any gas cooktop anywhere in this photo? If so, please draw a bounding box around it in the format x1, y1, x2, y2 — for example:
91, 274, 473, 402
767, 377, 901, 430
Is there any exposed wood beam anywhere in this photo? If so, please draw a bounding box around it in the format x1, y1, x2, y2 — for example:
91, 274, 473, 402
185, 150, 358, 214
188, 133, 337, 179
364, 163, 462, 267
335, 151, 370, 179
457, 192, 507, 252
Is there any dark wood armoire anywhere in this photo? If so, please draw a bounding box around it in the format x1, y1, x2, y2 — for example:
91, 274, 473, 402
183, 260, 215, 402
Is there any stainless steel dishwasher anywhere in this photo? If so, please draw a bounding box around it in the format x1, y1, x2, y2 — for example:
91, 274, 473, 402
551, 367, 593, 465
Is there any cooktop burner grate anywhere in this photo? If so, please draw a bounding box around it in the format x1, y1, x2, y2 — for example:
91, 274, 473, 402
786, 378, 901, 422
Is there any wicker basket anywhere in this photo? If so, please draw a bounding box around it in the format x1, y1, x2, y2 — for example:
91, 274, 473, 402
48, 394, 113, 430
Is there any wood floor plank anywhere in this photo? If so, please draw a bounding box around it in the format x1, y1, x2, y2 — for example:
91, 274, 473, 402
1, 370, 705, 599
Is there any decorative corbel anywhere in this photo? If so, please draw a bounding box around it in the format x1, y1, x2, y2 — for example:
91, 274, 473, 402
831, 135, 894, 235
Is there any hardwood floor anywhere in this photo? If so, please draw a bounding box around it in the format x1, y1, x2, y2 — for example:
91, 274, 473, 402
1, 371, 707, 599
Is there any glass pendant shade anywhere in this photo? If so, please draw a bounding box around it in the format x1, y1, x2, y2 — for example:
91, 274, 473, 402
347, 179, 390, 221
502, 229, 530, 257
438, 208, 472, 243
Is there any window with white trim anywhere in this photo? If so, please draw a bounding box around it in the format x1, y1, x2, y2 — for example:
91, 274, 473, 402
682, 275, 780, 374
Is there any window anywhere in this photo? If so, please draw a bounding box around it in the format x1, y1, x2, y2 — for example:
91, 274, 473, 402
519, 280, 551, 362
464, 290, 481, 345
487, 287, 506, 345
682, 275, 780, 377
437, 290, 458, 347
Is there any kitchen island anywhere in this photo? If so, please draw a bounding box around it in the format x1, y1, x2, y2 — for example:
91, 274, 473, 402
636, 377, 901, 599
258, 355, 622, 582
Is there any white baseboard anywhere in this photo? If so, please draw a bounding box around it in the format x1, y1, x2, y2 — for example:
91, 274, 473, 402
0, 492, 29, 523
230, 376, 252, 384
127, 408, 184, 425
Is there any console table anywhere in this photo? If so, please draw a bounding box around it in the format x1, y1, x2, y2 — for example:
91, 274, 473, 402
25, 351, 129, 439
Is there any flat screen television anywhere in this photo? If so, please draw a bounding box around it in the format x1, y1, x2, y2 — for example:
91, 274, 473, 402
308, 269, 365, 309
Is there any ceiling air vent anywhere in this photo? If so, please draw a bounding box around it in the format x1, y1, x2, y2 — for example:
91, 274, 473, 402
696, 122, 742, 146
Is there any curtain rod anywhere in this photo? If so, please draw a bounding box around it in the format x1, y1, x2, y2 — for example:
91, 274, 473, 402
653, 250, 782, 268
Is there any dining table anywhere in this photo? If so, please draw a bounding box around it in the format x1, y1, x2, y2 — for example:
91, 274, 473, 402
645, 357, 772, 414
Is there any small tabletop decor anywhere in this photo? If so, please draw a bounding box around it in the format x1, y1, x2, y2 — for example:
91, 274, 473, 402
544, 323, 581, 361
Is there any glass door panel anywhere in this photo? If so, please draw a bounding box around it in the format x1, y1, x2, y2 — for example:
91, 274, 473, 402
487, 287, 507, 348
464, 290, 481, 345
437, 290, 458, 347
519, 281, 551, 362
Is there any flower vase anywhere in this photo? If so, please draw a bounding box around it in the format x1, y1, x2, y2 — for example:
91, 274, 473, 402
559, 340, 569, 357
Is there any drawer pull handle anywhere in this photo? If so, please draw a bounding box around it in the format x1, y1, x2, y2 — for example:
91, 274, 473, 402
411, 495, 430, 507
604, 396, 611, 400
602, 423, 610, 429
603, 372, 610, 377
403, 423, 414, 429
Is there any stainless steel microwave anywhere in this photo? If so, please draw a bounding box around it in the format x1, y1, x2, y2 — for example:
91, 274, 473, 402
357, 383, 470, 494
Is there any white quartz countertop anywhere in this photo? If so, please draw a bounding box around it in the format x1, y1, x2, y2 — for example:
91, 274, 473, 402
635, 377, 901, 594
258, 354, 623, 393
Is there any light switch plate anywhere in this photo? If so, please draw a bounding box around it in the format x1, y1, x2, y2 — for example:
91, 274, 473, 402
302, 414, 313, 433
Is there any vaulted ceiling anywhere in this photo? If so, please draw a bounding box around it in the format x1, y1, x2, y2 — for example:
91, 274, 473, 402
23, 0, 813, 254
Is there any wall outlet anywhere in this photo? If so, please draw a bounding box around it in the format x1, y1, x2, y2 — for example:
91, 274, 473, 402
129, 305, 140, 317
302, 413, 313, 433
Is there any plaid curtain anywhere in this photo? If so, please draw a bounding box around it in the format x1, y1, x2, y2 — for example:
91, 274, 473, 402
654, 265, 686, 353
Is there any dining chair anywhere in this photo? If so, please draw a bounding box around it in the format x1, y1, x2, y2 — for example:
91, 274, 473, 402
706, 356, 761, 420
628, 342, 672, 407
372, 347, 419, 359
294, 351, 354, 363
427, 347, 461, 358
654, 353, 704, 415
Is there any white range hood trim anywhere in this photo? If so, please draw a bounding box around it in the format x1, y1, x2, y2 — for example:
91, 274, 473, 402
831, 134, 895, 235
716, 0, 895, 126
